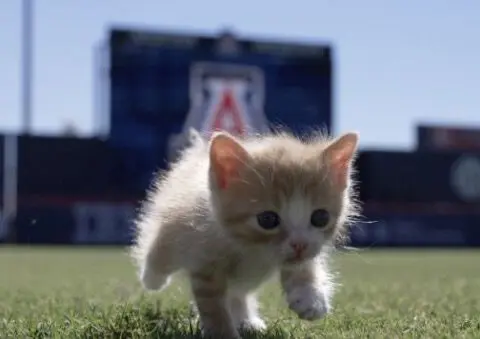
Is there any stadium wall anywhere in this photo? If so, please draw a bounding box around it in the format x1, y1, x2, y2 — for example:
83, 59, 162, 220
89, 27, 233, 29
1, 135, 480, 247
3, 201, 480, 247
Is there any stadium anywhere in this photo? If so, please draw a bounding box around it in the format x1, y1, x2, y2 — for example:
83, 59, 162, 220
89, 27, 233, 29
1, 2, 479, 338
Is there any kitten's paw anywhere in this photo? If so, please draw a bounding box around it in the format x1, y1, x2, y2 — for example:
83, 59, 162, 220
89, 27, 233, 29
140, 266, 170, 291
238, 316, 267, 332
286, 285, 330, 321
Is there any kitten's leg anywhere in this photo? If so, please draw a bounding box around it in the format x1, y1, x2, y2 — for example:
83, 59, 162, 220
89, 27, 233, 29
229, 292, 267, 332
280, 258, 333, 320
190, 271, 240, 339
139, 242, 175, 291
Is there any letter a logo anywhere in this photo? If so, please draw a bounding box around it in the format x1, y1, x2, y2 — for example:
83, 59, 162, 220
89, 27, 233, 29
168, 62, 270, 160
211, 88, 244, 134
201, 80, 248, 138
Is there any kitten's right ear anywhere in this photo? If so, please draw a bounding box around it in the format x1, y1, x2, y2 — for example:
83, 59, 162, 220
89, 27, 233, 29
323, 132, 359, 189
209, 132, 250, 190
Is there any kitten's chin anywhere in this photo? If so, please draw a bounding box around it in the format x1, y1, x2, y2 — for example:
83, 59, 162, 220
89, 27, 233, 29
283, 258, 301, 266
283, 255, 312, 266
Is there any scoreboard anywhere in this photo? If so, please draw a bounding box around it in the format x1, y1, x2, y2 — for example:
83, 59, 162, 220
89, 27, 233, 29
106, 27, 333, 194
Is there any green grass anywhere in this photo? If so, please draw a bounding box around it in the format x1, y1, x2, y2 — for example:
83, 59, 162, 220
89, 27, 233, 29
0, 246, 479, 338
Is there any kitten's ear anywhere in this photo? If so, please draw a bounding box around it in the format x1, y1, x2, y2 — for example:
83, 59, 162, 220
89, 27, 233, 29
324, 132, 359, 189
209, 132, 250, 190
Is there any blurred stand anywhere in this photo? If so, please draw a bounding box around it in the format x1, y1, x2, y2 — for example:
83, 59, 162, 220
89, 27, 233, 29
417, 124, 480, 152
1, 124, 479, 247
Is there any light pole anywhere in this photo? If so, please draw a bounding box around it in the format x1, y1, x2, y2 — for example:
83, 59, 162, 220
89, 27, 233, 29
2, 0, 34, 240
22, 0, 33, 134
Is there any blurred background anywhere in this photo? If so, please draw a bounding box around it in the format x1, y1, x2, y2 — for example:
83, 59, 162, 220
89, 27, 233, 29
1, 0, 480, 247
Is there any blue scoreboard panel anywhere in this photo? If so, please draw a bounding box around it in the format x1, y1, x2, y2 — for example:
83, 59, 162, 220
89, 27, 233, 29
107, 28, 333, 194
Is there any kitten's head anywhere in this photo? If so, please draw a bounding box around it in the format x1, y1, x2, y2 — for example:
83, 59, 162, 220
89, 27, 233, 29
208, 130, 359, 264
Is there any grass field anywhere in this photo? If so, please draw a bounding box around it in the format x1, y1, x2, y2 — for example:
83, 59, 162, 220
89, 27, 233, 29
0, 247, 479, 338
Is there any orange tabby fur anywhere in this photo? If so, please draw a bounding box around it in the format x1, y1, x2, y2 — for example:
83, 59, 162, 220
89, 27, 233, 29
130, 129, 360, 339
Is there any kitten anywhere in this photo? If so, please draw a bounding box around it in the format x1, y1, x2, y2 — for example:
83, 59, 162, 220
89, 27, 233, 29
130, 129, 360, 339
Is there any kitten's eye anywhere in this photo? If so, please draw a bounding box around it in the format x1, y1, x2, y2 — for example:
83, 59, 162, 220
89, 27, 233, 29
256, 211, 281, 230
310, 209, 330, 228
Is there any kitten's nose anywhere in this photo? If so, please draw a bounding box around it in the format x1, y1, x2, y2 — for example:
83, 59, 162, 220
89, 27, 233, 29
289, 241, 307, 255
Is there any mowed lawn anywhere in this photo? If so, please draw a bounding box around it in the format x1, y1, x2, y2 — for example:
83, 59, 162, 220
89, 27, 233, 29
0, 246, 479, 338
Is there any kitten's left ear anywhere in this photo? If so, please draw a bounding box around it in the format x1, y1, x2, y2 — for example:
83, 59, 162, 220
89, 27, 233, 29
324, 132, 359, 189
209, 132, 250, 190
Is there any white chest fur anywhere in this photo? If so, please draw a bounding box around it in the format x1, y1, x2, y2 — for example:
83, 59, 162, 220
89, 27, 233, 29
227, 246, 278, 294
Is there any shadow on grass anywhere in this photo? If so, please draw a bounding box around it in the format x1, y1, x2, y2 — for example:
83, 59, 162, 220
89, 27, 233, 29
76, 304, 291, 339
6, 302, 293, 339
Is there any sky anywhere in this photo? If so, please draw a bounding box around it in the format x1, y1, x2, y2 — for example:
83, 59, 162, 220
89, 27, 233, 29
1, 0, 479, 150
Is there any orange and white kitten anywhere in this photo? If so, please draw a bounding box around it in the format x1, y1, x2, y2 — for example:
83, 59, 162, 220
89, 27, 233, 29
131, 129, 359, 339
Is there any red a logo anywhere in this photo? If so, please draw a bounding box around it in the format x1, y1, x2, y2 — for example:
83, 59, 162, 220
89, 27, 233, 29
211, 87, 245, 135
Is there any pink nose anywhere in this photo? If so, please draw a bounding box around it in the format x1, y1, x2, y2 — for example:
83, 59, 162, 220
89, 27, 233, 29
290, 241, 307, 254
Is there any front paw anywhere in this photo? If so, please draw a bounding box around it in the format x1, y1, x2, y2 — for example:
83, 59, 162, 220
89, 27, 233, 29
286, 285, 330, 320
140, 266, 170, 291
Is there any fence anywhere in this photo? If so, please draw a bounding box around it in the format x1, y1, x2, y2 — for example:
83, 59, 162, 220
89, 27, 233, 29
1, 200, 479, 247
1, 135, 480, 247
